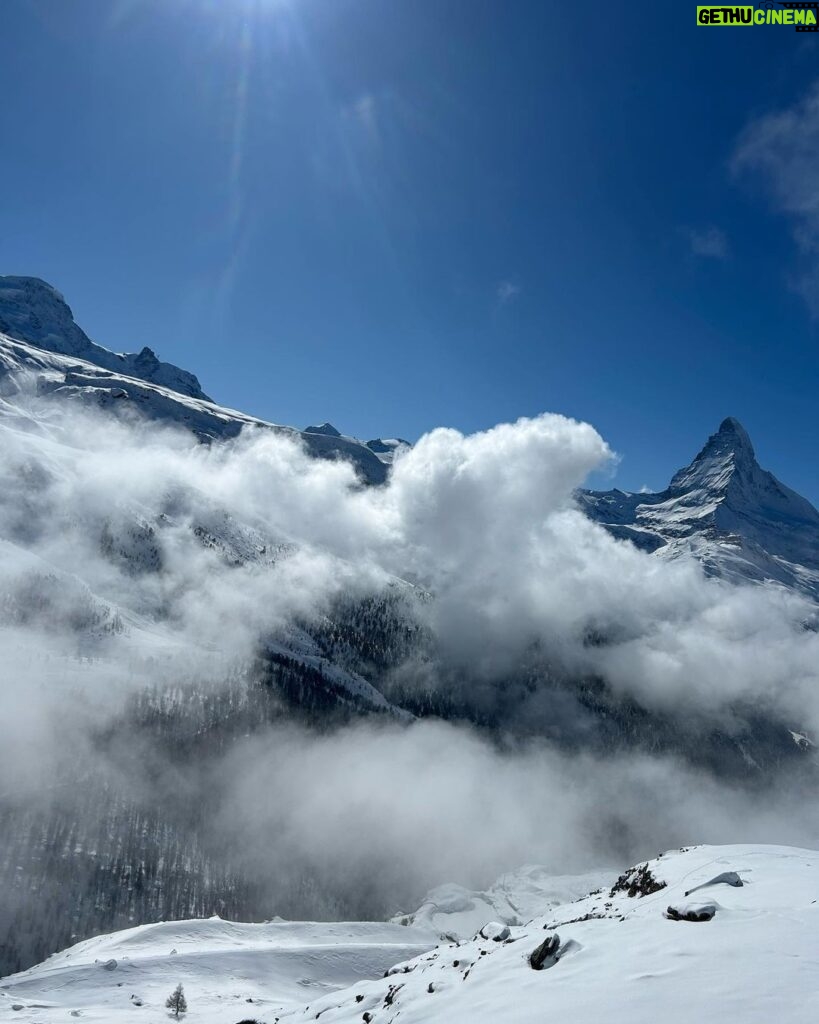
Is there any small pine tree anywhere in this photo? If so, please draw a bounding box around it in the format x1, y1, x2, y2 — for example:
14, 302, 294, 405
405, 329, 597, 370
165, 983, 187, 1018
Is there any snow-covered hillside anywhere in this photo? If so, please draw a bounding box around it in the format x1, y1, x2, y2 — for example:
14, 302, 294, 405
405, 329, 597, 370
288, 844, 819, 1024
0, 862, 612, 1022
580, 416, 819, 599
0, 276, 211, 401
4, 845, 817, 1024
0, 917, 438, 1024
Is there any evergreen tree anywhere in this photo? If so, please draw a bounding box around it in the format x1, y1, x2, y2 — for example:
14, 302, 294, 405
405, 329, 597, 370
165, 983, 187, 1018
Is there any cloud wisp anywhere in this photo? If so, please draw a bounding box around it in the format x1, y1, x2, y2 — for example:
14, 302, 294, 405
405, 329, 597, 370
684, 225, 729, 260
732, 82, 819, 313
496, 280, 522, 305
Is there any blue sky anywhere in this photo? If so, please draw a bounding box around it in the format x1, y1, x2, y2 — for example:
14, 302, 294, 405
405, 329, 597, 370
1, 0, 819, 499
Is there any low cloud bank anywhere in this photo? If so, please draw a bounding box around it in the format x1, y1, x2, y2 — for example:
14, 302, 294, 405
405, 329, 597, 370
1, 386, 818, 910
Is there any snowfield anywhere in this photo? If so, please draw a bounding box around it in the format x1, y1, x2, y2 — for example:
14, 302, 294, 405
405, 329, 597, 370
3, 845, 818, 1024
0, 919, 437, 1024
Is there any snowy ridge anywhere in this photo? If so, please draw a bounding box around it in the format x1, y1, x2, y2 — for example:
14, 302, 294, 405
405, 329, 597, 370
580, 417, 819, 599
0, 277, 395, 484
4, 845, 818, 1024
6, 277, 819, 599
0, 276, 210, 401
0, 331, 390, 482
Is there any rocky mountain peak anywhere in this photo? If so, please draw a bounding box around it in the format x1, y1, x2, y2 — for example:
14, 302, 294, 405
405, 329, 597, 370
581, 417, 819, 598
668, 417, 756, 497
0, 275, 88, 353
304, 422, 342, 437
0, 275, 211, 401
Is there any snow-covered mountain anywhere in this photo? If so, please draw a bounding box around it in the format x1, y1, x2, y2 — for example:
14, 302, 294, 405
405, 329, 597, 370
0, 276, 394, 484
4, 845, 818, 1024
580, 416, 819, 600
0, 276, 211, 401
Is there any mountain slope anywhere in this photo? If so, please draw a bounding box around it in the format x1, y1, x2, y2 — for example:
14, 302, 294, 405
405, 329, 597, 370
579, 417, 819, 599
0, 277, 392, 484
0, 276, 210, 401
5, 277, 819, 596
284, 844, 819, 1024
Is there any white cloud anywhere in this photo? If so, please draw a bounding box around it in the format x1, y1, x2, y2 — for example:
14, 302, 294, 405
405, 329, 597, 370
5, 390, 819, 733
3, 390, 819, 905
684, 225, 729, 260
732, 82, 819, 313
496, 280, 522, 304
340, 92, 379, 142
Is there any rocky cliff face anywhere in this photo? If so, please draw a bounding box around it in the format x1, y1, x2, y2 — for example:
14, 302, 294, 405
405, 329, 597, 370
0, 276, 211, 401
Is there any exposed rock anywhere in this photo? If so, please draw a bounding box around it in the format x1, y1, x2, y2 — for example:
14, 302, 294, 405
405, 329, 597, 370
529, 933, 560, 970
665, 901, 717, 922
610, 864, 666, 898
479, 922, 511, 942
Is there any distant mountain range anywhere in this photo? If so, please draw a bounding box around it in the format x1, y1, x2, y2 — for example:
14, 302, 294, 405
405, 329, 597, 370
2, 275, 817, 602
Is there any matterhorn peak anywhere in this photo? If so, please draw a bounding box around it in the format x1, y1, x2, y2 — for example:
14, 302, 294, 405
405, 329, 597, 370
706, 416, 755, 458
667, 416, 757, 497
582, 415, 819, 598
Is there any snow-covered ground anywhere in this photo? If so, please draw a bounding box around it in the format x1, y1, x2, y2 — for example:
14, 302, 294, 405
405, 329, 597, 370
290, 844, 819, 1024
4, 845, 818, 1024
0, 918, 437, 1024
0, 863, 608, 1023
